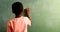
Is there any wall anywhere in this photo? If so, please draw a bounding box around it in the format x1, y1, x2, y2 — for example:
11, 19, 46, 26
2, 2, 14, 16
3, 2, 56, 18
0, 0, 60, 32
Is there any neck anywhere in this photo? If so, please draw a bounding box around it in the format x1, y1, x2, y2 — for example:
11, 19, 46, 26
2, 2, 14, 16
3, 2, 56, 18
15, 12, 23, 18
15, 14, 22, 18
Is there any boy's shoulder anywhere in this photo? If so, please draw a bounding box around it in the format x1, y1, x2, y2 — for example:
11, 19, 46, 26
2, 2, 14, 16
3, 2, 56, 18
23, 17, 28, 19
7, 18, 16, 24
7, 16, 29, 23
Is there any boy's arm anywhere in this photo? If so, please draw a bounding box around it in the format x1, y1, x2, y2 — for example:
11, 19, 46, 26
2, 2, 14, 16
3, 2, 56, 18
24, 8, 32, 21
7, 22, 11, 32
24, 8, 32, 26
25, 17, 31, 26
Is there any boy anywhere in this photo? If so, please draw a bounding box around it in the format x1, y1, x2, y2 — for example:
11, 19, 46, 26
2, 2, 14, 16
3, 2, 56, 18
7, 2, 31, 32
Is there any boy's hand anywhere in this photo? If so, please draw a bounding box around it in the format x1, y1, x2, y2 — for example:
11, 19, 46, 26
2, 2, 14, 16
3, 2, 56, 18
25, 8, 30, 14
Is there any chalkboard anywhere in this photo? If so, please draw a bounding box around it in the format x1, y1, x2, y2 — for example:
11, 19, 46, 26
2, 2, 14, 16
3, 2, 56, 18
0, 0, 60, 32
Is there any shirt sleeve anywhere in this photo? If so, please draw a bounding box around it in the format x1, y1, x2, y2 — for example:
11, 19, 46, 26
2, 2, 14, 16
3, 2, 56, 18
7, 21, 11, 32
25, 17, 31, 26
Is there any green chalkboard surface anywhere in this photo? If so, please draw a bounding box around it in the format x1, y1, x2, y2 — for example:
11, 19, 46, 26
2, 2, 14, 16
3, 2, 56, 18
0, 0, 60, 32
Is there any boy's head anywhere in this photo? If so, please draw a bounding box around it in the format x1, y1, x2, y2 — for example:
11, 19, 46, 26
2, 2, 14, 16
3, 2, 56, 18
12, 2, 23, 15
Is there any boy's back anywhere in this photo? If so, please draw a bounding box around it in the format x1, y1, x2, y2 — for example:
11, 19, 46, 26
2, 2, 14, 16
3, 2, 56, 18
7, 16, 31, 32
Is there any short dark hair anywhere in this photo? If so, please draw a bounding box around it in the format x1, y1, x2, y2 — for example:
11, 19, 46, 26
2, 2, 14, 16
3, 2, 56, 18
12, 2, 23, 15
